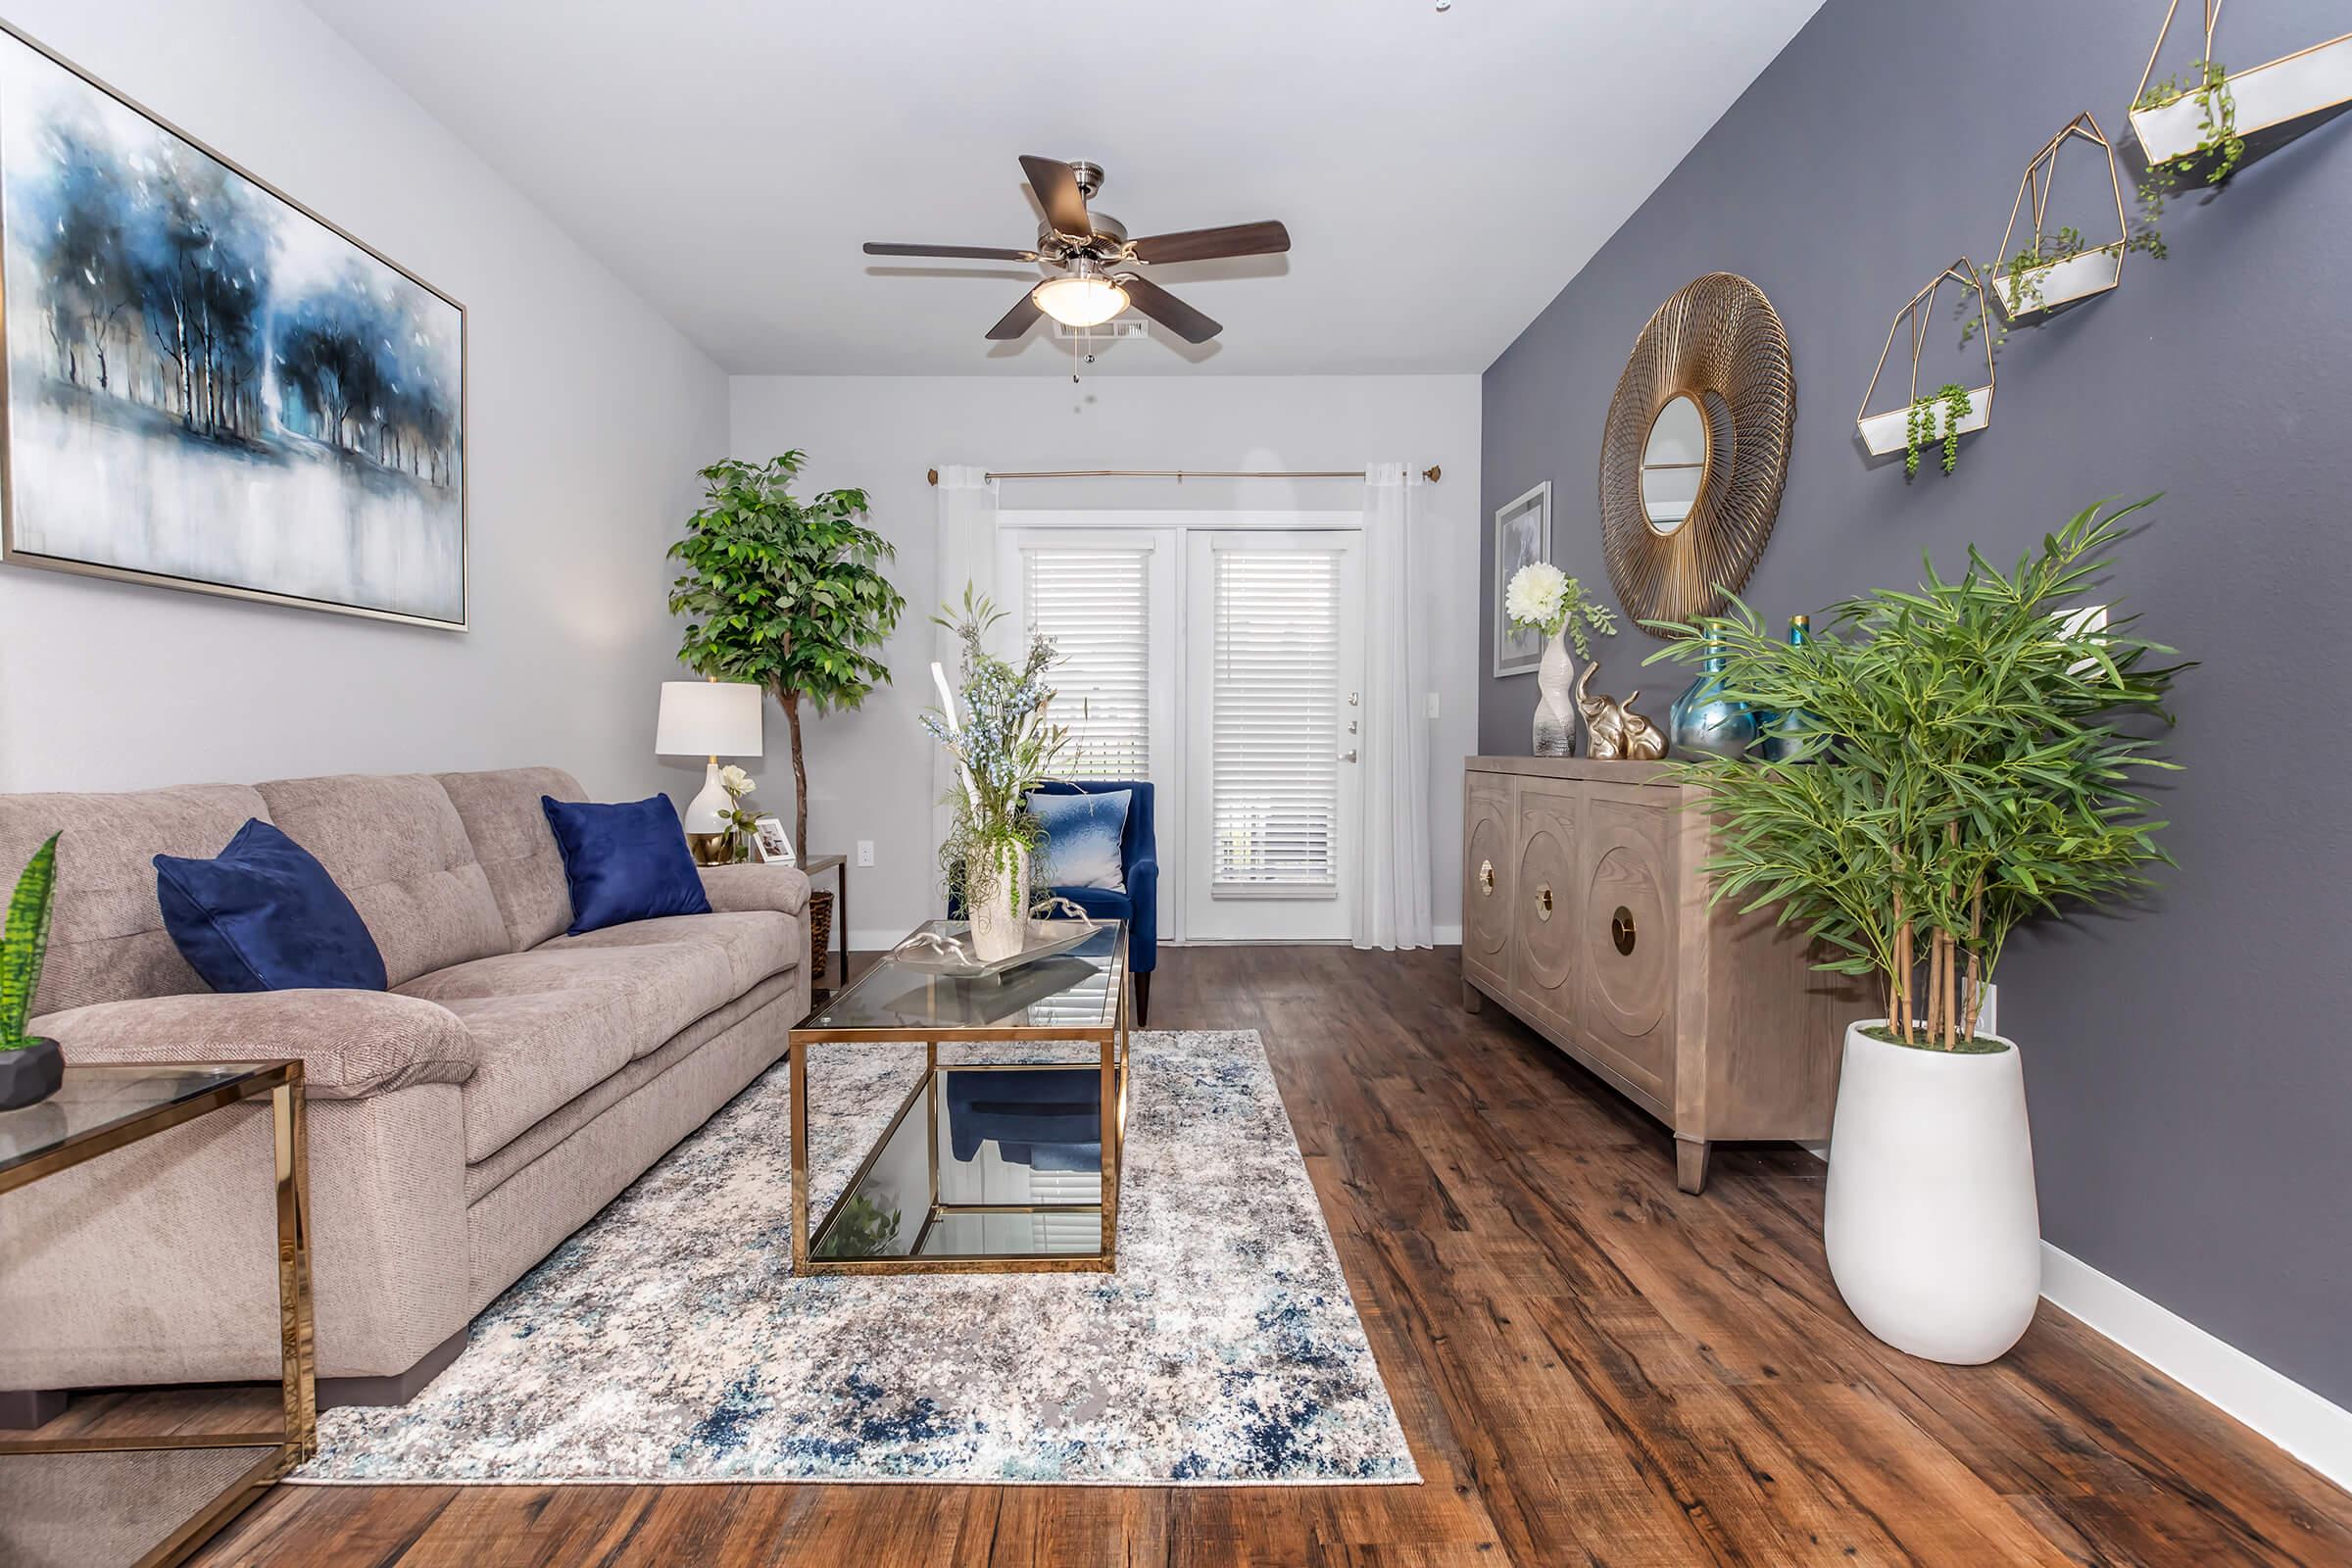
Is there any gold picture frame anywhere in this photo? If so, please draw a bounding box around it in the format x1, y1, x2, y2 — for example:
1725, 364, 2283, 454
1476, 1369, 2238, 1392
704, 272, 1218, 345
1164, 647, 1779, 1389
0, 20, 468, 629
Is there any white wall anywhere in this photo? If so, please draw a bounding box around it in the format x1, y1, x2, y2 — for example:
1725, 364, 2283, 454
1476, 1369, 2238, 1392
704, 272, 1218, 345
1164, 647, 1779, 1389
0, 0, 727, 802
728, 373, 1482, 947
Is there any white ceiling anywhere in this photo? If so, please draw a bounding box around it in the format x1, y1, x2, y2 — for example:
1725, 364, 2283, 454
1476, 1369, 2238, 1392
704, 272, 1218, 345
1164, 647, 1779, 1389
305, 0, 1824, 376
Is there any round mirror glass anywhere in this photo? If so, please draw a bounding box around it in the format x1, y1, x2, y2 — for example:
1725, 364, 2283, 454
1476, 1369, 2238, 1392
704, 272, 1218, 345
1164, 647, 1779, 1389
1640, 394, 1711, 534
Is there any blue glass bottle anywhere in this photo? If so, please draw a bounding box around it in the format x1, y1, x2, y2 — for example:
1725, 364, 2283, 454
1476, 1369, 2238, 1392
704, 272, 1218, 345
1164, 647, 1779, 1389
1670, 634, 1760, 760
1764, 614, 1824, 763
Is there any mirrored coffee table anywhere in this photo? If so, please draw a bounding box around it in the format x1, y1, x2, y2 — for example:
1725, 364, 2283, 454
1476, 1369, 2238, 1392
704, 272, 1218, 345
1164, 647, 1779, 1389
790, 918, 1128, 1275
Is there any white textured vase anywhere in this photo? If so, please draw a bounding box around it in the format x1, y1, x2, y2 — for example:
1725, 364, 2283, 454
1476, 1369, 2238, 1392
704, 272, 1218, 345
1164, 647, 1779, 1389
1533, 630, 1577, 757
1824, 1020, 2041, 1364
965, 845, 1032, 962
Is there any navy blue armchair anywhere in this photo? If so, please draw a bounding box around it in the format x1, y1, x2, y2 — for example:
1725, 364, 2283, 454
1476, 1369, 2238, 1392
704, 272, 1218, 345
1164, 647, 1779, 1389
1032, 779, 1157, 1026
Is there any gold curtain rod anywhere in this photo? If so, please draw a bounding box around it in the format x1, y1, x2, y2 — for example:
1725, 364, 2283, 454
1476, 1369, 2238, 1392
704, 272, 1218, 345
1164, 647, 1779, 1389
926, 466, 1441, 485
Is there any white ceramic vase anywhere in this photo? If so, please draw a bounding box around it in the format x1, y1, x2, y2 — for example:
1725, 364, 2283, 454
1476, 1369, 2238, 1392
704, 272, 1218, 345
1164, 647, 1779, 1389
1533, 629, 1577, 757
1824, 1019, 2042, 1364
964, 844, 1032, 962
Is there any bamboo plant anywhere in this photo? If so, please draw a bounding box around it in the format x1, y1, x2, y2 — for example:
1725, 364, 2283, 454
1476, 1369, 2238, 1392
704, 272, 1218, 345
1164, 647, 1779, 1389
1, 834, 61, 1052
1642, 500, 2186, 1049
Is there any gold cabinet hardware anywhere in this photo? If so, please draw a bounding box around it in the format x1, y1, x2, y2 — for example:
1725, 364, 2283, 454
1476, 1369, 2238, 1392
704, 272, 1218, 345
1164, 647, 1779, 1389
1611, 905, 1638, 956
1478, 859, 1494, 895
1535, 884, 1554, 920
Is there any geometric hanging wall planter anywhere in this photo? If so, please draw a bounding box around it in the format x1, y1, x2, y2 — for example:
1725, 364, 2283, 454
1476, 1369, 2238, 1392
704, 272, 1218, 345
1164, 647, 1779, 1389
1990, 113, 2130, 325
2130, 2, 2352, 172
1856, 260, 1996, 465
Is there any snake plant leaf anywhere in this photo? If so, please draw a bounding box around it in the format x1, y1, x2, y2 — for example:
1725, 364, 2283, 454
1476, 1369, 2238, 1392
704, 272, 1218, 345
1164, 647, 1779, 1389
0, 832, 61, 1049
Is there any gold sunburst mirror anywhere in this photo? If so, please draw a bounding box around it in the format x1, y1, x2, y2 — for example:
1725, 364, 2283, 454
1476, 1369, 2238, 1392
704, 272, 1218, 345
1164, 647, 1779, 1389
1599, 272, 1794, 630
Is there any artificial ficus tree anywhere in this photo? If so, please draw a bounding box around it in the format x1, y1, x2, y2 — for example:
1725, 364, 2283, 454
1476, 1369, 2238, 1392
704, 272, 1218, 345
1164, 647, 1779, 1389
667, 452, 906, 859
1643, 499, 2187, 1049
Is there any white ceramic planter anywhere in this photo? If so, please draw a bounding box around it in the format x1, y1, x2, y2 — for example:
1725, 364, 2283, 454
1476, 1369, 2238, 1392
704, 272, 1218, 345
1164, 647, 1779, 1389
965, 844, 1032, 962
1823, 1019, 2041, 1364
2131, 32, 2352, 169
1991, 245, 2123, 324
1856, 385, 1992, 459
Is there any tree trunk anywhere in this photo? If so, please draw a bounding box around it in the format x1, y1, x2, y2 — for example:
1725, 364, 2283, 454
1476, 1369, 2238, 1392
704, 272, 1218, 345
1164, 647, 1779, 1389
777, 685, 808, 861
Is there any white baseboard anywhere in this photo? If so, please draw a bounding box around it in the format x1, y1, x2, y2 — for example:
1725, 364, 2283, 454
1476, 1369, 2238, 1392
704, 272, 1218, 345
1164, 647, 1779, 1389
1796, 1140, 2351, 1489
1434, 922, 1463, 945
2038, 1244, 2352, 1490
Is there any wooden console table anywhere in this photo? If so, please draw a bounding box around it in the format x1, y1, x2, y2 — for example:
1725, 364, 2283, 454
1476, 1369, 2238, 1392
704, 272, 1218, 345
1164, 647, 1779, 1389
1462, 757, 1867, 1192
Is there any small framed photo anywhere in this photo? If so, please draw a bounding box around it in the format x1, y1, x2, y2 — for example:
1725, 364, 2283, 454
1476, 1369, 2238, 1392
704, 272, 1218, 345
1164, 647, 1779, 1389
752, 815, 796, 865
1493, 480, 1552, 677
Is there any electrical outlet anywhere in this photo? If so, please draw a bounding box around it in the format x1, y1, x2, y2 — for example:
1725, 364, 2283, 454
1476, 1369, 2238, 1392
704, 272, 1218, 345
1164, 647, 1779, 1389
856, 840, 875, 867
1426, 691, 1441, 719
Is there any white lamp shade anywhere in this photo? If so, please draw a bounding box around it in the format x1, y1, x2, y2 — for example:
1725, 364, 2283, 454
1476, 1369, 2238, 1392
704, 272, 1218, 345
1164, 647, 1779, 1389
656, 681, 764, 759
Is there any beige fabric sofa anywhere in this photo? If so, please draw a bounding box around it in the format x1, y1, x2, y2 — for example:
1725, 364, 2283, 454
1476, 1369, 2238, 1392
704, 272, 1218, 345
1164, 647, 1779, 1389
0, 766, 808, 1411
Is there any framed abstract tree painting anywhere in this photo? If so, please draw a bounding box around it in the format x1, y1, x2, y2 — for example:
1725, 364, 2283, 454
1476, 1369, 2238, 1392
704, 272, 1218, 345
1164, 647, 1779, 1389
0, 23, 467, 628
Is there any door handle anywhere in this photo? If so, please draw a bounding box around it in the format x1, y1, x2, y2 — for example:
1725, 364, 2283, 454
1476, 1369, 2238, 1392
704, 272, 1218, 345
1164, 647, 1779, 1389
1340, 749, 1358, 762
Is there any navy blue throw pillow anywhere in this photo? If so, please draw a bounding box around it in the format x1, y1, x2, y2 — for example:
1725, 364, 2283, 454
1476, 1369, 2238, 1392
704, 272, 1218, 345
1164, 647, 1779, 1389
541, 794, 712, 935
155, 818, 388, 993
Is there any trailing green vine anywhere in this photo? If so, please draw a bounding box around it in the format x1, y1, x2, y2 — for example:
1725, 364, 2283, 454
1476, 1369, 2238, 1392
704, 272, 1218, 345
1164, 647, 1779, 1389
1904, 383, 1973, 479
2132, 60, 2244, 260
1956, 225, 2092, 352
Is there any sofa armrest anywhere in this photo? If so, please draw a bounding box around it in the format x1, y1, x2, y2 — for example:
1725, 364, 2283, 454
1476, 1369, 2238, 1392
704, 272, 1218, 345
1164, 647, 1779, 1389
699, 860, 810, 919
28, 990, 479, 1100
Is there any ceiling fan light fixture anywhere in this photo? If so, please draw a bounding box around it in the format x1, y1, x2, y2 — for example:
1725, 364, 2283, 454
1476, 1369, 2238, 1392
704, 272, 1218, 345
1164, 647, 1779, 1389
1031, 264, 1129, 328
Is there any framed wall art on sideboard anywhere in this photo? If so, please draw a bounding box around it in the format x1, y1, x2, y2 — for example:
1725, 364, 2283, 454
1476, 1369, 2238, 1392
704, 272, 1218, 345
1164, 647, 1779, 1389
0, 22, 467, 629
1492, 480, 1550, 677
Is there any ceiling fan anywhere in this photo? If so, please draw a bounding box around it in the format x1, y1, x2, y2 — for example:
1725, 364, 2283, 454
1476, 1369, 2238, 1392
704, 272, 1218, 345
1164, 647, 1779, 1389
862, 155, 1290, 345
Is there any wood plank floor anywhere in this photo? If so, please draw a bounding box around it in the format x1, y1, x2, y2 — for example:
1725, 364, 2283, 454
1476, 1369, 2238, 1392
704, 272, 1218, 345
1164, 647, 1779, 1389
108, 946, 2352, 1563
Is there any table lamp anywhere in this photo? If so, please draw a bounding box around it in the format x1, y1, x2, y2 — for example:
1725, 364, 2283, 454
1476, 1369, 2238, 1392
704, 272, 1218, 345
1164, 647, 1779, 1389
656, 680, 764, 857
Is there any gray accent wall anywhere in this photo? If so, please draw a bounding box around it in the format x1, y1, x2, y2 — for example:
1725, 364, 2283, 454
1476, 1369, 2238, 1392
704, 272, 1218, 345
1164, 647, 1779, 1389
1479, 0, 2351, 1403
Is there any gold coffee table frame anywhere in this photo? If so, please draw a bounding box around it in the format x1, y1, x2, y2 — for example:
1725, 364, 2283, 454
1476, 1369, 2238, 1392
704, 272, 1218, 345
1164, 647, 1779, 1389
0, 1058, 314, 1568
790, 921, 1130, 1276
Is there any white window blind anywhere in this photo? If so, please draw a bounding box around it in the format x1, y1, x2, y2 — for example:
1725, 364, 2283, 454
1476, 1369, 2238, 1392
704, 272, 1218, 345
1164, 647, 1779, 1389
1211, 548, 1339, 893
1023, 548, 1150, 780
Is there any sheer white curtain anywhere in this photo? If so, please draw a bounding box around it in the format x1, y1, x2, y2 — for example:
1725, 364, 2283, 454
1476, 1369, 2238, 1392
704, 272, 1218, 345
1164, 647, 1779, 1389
933, 466, 1000, 860
1351, 463, 1433, 951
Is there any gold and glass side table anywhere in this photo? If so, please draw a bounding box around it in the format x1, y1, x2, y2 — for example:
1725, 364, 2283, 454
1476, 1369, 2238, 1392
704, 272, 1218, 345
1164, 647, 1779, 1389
0, 1060, 314, 1568
790, 918, 1129, 1276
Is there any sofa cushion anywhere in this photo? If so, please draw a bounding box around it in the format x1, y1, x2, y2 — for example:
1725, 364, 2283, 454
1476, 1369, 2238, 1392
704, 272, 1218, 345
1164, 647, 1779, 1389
0, 784, 271, 1013
398, 943, 736, 1161
541, 909, 800, 995
542, 795, 711, 934
154, 818, 389, 993
436, 767, 586, 952
1031, 788, 1130, 892
255, 774, 512, 988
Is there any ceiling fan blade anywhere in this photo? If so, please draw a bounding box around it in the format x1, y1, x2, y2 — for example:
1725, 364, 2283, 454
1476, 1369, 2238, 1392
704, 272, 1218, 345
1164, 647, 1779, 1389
1019, 155, 1093, 236
863, 242, 1041, 262
1118, 274, 1221, 343
985, 288, 1045, 341
1128, 220, 1292, 266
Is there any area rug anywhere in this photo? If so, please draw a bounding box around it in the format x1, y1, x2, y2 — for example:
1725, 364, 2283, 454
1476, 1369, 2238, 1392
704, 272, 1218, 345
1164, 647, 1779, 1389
293, 1029, 1417, 1487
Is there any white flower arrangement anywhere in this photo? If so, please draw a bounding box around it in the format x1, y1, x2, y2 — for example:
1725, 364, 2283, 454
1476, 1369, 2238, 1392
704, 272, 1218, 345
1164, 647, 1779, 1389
718, 764, 756, 800
1505, 563, 1620, 659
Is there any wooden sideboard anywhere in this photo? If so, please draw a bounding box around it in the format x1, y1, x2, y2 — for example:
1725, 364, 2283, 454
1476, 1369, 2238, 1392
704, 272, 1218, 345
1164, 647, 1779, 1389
1462, 756, 1867, 1193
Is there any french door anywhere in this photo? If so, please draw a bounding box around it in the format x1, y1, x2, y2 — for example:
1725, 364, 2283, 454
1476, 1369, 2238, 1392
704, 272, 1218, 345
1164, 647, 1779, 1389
998, 516, 1363, 944
1182, 531, 1362, 942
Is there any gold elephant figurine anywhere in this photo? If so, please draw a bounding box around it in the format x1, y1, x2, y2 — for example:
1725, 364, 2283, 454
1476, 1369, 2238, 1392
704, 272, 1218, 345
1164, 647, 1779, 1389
1576, 663, 1669, 760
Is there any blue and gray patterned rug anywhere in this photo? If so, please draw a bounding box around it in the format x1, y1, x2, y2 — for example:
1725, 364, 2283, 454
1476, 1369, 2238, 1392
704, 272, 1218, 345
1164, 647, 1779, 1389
295, 1029, 1418, 1487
